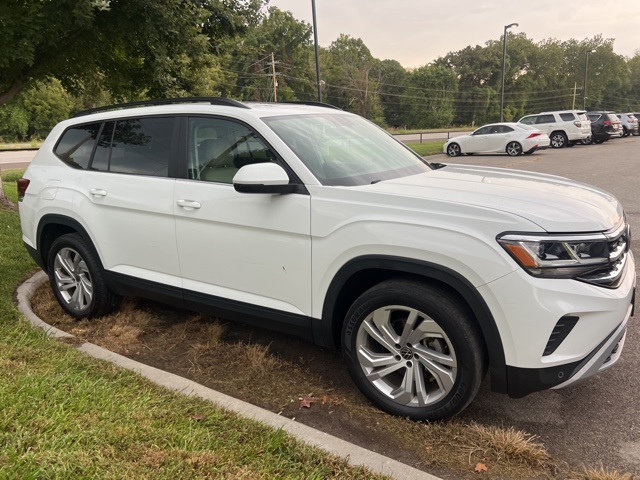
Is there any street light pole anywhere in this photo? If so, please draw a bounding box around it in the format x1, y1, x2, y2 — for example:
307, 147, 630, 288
583, 49, 596, 110
311, 0, 322, 102
500, 23, 518, 123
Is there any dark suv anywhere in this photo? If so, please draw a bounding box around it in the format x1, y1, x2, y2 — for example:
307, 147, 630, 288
586, 112, 619, 143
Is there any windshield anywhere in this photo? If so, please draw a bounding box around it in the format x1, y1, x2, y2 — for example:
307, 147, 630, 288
262, 113, 432, 186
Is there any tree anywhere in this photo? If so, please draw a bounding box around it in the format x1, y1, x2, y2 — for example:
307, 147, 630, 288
0, 0, 262, 106
324, 35, 383, 123
372, 59, 408, 127
401, 64, 458, 128
225, 7, 315, 102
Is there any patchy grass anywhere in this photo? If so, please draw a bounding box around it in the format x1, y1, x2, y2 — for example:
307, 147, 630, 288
387, 127, 472, 135
581, 467, 634, 480
0, 197, 387, 479
406, 141, 445, 156
0, 140, 41, 150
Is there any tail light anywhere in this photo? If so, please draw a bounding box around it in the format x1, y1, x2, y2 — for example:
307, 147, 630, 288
526, 133, 541, 139
604, 120, 611, 125
17, 178, 30, 202
573, 121, 582, 127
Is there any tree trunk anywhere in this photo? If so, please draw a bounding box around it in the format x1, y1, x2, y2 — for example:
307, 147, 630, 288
0, 179, 16, 209
0, 73, 28, 108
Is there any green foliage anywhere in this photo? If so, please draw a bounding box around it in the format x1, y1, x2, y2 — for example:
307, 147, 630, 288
0, 79, 74, 141
225, 7, 314, 102
0, 0, 263, 105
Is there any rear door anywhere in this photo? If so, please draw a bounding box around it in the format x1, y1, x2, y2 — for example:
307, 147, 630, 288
71, 116, 181, 287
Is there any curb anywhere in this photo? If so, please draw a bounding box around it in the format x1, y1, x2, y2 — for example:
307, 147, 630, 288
17, 271, 442, 480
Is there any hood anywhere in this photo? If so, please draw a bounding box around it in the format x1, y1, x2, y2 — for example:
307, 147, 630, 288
367, 164, 623, 233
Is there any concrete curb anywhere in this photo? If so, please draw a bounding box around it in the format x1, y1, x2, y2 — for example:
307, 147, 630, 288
17, 271, 441, 480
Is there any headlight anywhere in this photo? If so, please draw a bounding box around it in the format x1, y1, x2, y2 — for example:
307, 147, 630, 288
497, 233, 611, 278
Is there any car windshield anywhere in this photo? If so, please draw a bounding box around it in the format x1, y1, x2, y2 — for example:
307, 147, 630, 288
262, 113, 432, 186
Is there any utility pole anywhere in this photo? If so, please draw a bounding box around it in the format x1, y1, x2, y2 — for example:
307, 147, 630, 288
311, 0, 322, 102
271, 52, 278, 103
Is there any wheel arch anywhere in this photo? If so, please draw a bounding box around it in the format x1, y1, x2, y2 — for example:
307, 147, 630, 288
316, 255, 508, 393
35, 214, 103, 273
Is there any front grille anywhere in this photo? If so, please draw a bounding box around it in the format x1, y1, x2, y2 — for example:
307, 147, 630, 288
577, 222, 631, 288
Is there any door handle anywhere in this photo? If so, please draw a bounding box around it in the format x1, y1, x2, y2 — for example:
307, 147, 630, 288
89, 188, 107, 197
176, 199, 201, 209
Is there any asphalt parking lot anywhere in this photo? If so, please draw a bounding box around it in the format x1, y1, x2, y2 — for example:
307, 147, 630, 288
436, 135, 640, 474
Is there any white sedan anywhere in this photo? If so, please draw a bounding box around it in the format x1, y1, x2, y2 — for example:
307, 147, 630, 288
443, 123, 550, 157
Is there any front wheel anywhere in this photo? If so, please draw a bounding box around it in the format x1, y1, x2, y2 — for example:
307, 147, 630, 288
48, 233, 122, 319
506, 141, 522, 156
446, 143, 461, 157
341, 280, 487, 421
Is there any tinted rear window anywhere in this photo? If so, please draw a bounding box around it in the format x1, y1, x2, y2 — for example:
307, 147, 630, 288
559, 113, 575, 121
108, 117, 175, 177
54, 123, 101, 169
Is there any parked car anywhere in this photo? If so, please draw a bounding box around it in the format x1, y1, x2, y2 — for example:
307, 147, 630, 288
518, 110, 591, 148
443, 122, 549, 157
586, 111, 619, 143
617, 113, 639, 136
17, 98, 636, 422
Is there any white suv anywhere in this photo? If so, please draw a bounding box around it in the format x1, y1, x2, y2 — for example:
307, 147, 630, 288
518, 110, 591, 147
18, 98, 636, 421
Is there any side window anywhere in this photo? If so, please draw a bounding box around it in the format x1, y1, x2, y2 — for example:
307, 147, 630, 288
188, 117, 275, 184
109, 117, 175, 177
54, 123, 101, 169
536, 114, 555, 124
559, 113, 575, 121
473, 126, 491, 135
90, 122, 114, 171
519, 116, 535, 125
498, 125, 514, 133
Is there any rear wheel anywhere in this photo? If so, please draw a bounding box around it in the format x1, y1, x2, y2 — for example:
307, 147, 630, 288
506, 141, 522, 156
550, 131, 568, 148
48, 233, 122, 319
341, 280, 486, 421
446, 143, 461, 157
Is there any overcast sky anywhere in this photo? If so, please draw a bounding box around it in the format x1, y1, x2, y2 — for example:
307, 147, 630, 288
268, 0, 640, 68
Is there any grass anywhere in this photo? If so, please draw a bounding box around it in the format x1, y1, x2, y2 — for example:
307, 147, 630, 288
0, 170, 387, 479
406, 140, 445, 156
387, 127, 472, 135
0, 140, 41, 150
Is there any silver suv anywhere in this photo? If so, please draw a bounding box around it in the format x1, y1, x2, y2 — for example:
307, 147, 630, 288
518, 110, 591, 147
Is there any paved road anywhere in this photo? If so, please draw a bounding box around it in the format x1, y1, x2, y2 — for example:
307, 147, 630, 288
0, 150, 36, 171
436, 136, 640, 474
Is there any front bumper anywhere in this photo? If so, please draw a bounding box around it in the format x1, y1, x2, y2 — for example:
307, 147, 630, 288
480, 250, 635, 398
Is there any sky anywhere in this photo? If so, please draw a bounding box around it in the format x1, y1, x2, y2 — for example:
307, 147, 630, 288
267, 0, 640, 68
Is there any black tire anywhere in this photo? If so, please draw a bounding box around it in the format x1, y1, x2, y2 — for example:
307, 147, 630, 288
47, 233, 122, 319
506, 141, 522, 156
594, 137, 604, 144
549, 131, 568, 148
341, 279, 487, 421
446, 143, 462, 157
566, 141, 575, 147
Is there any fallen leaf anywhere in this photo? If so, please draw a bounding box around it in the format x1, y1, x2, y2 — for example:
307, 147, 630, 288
190, 413, 204, 421
321, 395, 329, 405
474, 462, 488, 473
298, 394, 317, 409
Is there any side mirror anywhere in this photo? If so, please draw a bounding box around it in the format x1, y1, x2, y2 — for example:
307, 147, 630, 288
232, 163, 296, 194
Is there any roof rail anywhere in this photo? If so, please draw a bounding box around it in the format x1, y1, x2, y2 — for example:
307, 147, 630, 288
278, 101, 342, 110
73, 97, 249, 117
